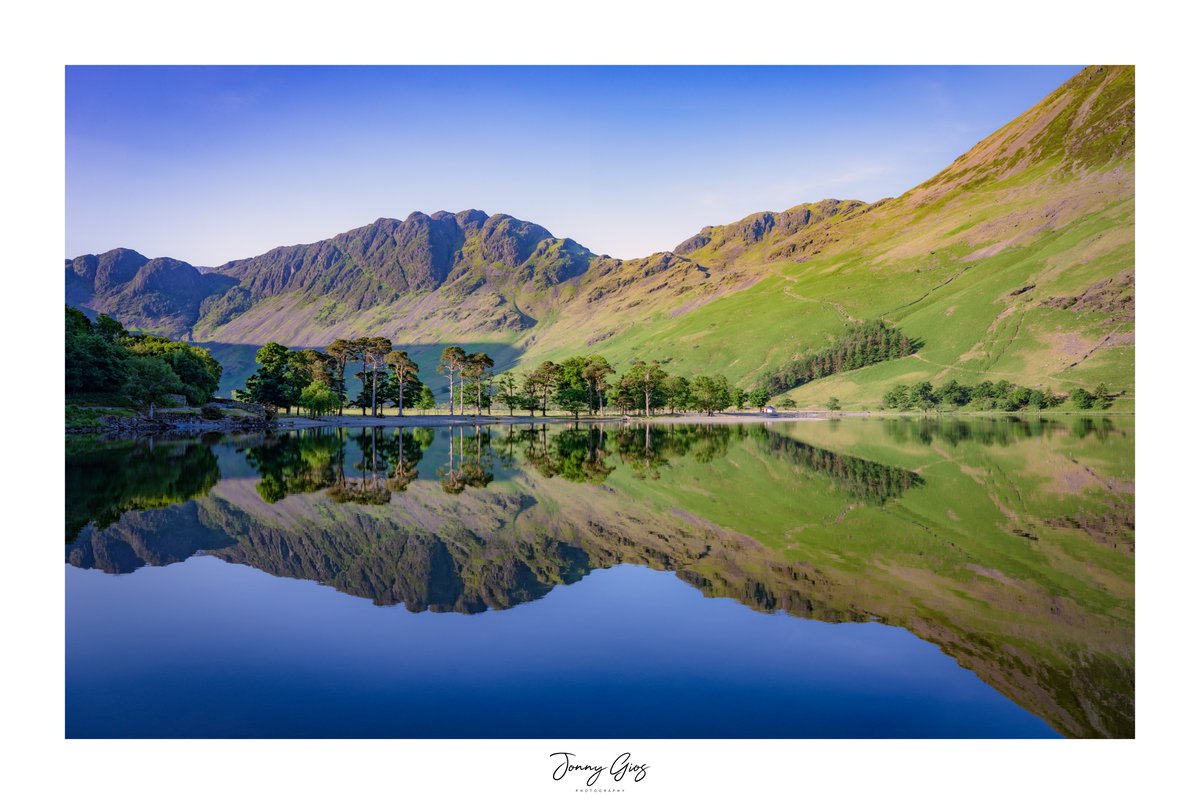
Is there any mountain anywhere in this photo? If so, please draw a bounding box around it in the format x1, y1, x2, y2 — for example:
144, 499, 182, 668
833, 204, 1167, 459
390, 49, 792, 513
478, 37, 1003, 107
66, 248, 238, 337
68, 210, 592, 343
67, 66, 1134, 407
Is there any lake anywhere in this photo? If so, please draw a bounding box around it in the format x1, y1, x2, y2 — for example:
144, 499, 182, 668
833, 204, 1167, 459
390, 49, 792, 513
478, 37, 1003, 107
65, 417, 1133, 738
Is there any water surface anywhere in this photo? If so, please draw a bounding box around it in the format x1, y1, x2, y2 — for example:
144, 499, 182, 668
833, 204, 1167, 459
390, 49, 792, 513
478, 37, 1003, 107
65, 417, 1134, 738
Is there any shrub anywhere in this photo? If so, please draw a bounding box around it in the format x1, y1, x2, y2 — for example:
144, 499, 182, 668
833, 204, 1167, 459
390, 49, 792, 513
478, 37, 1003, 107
199, 405, 224, 421
66, 405, 101, 427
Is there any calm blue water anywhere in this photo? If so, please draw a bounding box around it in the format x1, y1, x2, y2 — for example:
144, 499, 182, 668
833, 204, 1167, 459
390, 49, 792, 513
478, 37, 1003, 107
66, 557, 1057, 738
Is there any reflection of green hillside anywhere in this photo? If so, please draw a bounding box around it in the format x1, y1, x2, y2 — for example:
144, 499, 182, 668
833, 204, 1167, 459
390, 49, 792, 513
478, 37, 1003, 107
65, 418, 1133, 737
686, 418, 1134, 738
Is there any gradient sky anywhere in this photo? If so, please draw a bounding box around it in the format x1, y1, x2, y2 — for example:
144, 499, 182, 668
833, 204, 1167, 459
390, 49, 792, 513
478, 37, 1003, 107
66, 65, 1082, 265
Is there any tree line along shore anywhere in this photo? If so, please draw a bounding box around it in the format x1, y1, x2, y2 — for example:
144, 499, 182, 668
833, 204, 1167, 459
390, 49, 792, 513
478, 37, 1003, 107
66, 305, 1123, 429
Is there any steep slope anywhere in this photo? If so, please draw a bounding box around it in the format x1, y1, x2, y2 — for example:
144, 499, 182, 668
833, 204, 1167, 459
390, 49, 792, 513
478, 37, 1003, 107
66, 66, 1134, 407
523, 65, 1134, 404
202, 210, 592, 342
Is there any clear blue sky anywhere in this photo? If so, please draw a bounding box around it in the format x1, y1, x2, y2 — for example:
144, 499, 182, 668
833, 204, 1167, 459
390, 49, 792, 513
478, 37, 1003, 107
66, 65, 1082, 265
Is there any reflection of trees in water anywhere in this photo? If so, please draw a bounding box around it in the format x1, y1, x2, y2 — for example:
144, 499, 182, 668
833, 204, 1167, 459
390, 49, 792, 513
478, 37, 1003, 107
245, 426, 432, 504
384, 426, 431, 492
332, 427, 391, 504
66, 439, 220, 540
1070, 417, 1120, 441
614, 423, 743, 476
500, 424, 616, 483
613, 423, 669, 479
236, 422, 931, 504
71, 421, 933, 528
496, 422, 738, 483
883, 416, 1123, 447
246, 428, 343, 503
438, 426, 494, 494
494, 422, 916, 502
761, 431, 924, 505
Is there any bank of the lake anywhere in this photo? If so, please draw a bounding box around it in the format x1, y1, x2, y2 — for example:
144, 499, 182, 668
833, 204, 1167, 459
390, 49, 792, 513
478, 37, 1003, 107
67, 404, 1134, 437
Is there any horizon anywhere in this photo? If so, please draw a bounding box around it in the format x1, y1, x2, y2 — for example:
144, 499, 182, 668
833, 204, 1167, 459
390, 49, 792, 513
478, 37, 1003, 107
66, 65, 1082, 265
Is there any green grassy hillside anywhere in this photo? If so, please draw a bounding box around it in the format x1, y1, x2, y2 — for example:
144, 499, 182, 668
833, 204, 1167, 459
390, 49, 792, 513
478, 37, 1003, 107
519, 66, 1134, 408
69, 67, 1133, 409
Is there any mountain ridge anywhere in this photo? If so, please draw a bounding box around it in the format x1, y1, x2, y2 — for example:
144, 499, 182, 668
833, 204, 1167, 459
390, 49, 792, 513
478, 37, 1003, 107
66, 65, 1134, 406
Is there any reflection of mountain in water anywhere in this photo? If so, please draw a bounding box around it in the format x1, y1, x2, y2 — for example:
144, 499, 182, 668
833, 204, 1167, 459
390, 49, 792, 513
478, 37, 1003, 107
65, 419, 1133, 737
66, 439, 220, 540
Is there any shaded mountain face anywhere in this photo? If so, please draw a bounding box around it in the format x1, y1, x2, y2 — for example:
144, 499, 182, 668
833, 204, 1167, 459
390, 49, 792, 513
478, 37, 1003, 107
67, 210, 594, 341
67, 66, 1135, 405
66, 248, 237, 337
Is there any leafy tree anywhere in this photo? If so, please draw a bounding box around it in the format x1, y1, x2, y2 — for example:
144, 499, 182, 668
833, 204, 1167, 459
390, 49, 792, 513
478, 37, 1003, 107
415, 384, 437, 414
827, 397, 841, 411
910, 381, 936, 408
124, 335, 222, 405
238, 342, 304, 417
326, 339, 356, 414
972, 381, 996, 401
299, 381, 339, 417
384, 350, 419, 417
1071, 387, 1096, 409
164, 348, 220, 404
66, 306, 130, 395
437, 346, 467, 415
350, 371, 373, 415
124, 355, 181, 417
883, 384, 911, 410
732, 387, 748, 411
554, 356, 594, 419
748, 387, 771, 409
396, 378, 429, 413
661, 375, 692, 414
455, 376, 492, 416
555, 385, 588, 420
361, 337, 393, 416
613, 375, 641, 414
624, 359, 667, 417
936, 380, 970, 407
518, 375, 540, 417
1094, 383, 1113, 409
462, 352, 495, 416
527, 361, 562, 415
1004, 386, 1032, 411
93, 313, 128, 342
581, 355, 615, 415
691, 374, 732, 415
884, 379, 1066, 413
496, 373, 521, 416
